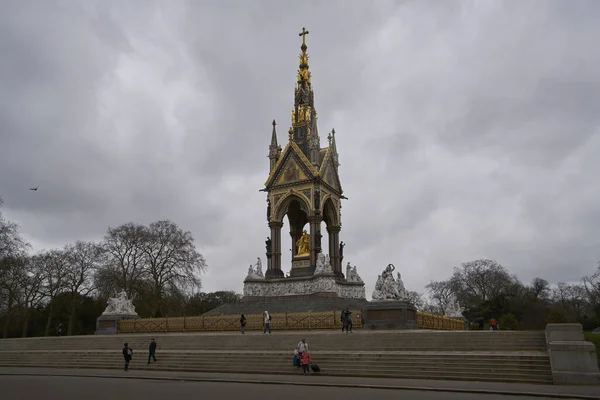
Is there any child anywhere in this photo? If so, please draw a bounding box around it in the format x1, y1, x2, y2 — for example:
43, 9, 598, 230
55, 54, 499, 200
293, 349, 300, 368
301, 350, 311, 375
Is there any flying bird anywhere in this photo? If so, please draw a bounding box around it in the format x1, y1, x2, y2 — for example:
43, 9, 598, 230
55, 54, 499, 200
29, 186, 39, 191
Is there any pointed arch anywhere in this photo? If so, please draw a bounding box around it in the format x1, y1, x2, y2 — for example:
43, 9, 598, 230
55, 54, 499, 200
274, 191, 311, 223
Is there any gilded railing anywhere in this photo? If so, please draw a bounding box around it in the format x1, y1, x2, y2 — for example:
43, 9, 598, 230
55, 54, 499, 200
418, 312, 465, 330
119, 311, 464, 333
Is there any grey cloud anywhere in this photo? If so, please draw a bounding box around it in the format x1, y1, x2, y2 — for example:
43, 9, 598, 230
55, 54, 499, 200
1, 1, 599, 298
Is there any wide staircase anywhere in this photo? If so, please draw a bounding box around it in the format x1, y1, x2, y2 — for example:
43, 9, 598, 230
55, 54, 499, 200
0, 330, 553, 384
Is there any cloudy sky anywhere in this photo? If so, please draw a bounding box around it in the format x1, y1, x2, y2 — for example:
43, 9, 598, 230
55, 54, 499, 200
1, 0, 599, 298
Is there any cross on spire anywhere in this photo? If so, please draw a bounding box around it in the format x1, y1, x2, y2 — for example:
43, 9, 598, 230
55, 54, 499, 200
299, 27, 309, 45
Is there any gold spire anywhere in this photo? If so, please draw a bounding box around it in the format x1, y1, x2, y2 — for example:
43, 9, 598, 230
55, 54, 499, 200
297, 27, 311, 84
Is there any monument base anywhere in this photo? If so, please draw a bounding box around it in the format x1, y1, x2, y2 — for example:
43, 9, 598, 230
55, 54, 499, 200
362, 301, 418, 330
243, 274, 365, 300
95, 314, 140, 335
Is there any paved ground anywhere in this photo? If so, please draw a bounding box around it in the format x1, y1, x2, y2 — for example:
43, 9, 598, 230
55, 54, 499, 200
0, 367, 598, 399
0, 375, 571, 400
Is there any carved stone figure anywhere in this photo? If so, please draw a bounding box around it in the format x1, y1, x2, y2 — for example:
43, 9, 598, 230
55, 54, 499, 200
267, 199, 271, 221
339, 241, 345, 258
314, 253, 333, 275
371, 264, 406, 301
304, 106, 310, 121
346, 262, 352, 280
296, 230, 310, 256
445, 295, 464, 318
396, 272, 407, 300
102, 290, 138, 316
255, 257, 264, 277
352, 266, 363, 283
372, 275, 384, 300
245, 260, 265, 281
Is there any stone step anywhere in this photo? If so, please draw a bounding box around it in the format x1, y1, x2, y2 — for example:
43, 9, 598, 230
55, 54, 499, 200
0, 362, 553, 384
0, 349, 548, 362
0, 351, 553, 380
0, 354, 551, 367
0, 331, 548, 352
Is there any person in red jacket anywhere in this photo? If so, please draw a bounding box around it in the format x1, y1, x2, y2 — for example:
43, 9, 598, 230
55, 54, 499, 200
301, 351, 311, 375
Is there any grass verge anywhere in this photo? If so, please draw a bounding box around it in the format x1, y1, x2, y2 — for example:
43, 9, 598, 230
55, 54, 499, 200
583, 332, 600, 360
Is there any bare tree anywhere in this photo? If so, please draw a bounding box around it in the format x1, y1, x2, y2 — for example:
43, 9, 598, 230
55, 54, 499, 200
0, 197, 29, 259
528, 277, 550, 302
141, 220, 207, 317
582, 264, 600, 307
102, 223, 147, 297
0, 256, 24, 338
552, 282, 590, 321
18, 255, 45, 337
64, 241, 103, 335
37, 249, 68, 336
405, 290, 425, 310
450, 259, 515, 305
425, 280, 455, 315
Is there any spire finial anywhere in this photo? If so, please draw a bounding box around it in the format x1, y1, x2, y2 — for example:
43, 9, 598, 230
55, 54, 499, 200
272, 119, 276, 126
297, 27, 311, 84
299, 27, 309, 47
288, 127, 294, 141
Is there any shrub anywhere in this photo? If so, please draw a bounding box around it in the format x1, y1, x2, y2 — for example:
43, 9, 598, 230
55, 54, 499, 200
499, 313, 518, 330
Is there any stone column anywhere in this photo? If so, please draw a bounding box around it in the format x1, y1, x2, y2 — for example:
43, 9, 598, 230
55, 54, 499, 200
308, 216, 321, 271
328, 225, 343, 278
266, 221, 284, 278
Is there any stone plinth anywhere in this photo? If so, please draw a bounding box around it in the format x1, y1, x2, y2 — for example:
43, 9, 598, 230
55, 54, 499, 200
362, 301, 418, 330
289, 255, 312, 277
545, 323, 600, 385
95, 314, 140, 335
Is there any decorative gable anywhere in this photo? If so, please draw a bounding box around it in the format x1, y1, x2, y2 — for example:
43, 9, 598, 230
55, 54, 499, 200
265, 141, 318, 189
276, 157, 308, 185
319, 149, 342, 193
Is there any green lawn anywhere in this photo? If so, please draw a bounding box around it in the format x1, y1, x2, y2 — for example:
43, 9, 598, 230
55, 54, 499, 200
584, 332, 600, 360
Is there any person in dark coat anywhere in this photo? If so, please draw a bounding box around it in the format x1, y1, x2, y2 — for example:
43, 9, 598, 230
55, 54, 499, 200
240, 314, 247, 334
123, 342, 133, 371
474, 316, 485, 330
148, 339, 157, 364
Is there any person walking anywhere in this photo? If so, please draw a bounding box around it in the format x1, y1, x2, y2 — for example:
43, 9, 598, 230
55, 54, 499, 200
148, 338, 157, 364
263, 311, 272, 334
122, 343, 133, 371
297, 338, 309, 358
57, 323, 63, 337
240, 313, 247, 334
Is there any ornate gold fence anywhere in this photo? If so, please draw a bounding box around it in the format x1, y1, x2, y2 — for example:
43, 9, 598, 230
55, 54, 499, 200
418, 312, 465, 330
119, 311, 464, 333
